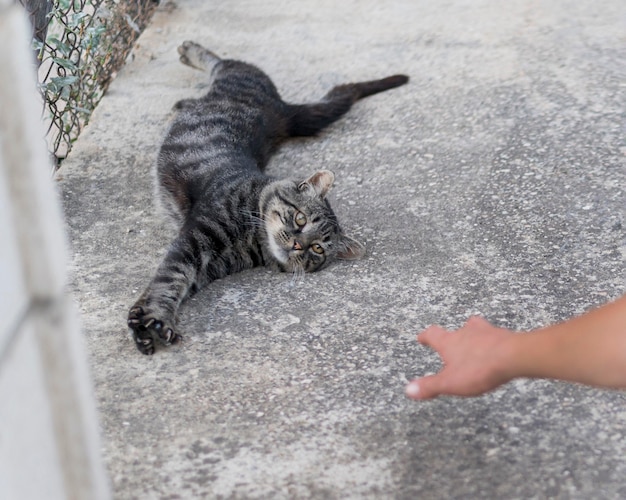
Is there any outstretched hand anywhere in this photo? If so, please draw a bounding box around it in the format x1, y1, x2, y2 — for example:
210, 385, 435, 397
405, 316, 518, 400
407, 295, 626, 400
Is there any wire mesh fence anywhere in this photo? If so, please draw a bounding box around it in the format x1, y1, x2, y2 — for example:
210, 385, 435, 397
17, 0, 158, 167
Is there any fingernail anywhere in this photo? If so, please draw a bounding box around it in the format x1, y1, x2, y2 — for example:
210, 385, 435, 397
405, 381, 420, 399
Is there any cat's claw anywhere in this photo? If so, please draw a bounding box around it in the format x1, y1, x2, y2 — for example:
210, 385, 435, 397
127, 305, 181, 355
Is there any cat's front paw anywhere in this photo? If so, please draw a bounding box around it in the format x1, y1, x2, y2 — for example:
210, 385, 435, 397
127, 305, 180, 355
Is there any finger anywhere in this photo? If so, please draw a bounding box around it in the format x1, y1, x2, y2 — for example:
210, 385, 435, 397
405, 374, 445, 400
405, 380, 422, 400
464, 315, 490, 328
417, 325, 448, 348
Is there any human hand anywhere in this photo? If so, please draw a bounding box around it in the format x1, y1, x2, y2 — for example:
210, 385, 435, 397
405, 316, 518, 400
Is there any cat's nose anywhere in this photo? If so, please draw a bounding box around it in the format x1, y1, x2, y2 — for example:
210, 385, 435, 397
292, 240, 303, 251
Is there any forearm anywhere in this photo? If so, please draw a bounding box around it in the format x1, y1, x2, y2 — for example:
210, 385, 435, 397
510, 295, 626, 389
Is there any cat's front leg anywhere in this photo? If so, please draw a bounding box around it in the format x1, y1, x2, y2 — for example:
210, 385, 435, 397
127, 234, 200, 354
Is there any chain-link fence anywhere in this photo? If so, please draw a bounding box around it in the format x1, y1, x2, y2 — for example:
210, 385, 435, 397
17, 0, 158, 167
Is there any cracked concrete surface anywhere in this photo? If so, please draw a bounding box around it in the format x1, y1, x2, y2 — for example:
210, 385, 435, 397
58, 1, 625, 498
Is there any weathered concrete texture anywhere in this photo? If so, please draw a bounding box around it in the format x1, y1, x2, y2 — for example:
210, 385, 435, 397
58, 1, 625, 498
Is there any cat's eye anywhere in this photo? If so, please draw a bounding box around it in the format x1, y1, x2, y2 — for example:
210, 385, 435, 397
294, 212, 307, 227
311, 243, 324, 255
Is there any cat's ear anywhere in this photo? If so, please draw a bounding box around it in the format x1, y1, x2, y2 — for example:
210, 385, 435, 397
337, 234, 366, 260
298, 170, 335, 198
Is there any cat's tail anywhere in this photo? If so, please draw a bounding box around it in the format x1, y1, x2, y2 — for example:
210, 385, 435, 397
287, 74, 409, 137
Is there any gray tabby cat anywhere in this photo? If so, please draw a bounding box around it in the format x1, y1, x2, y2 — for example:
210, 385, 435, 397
128, 41, 408, 354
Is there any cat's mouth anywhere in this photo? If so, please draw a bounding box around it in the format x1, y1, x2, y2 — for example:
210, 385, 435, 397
268, 232, 304, 266
267, 236, 290, 264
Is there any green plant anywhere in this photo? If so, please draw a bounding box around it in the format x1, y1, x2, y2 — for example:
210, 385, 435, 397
27, 0, 158, 165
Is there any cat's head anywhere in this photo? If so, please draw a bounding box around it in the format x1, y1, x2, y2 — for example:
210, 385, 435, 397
260, 170, 365, 273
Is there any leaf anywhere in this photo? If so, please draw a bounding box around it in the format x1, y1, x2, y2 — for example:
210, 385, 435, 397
48, 75, 79, 90
70, 12, 89, 29
52, 57, 78, 71
47, 36, 71, 56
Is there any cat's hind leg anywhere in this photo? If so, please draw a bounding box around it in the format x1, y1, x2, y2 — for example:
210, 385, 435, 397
177, 41, 221, 72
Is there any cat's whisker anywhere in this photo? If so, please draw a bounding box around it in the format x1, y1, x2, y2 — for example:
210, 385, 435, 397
288, 264, 305, 287
238, 209, 266, 229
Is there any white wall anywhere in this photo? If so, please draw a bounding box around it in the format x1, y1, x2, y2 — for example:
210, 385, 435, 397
0, 1, 110, 499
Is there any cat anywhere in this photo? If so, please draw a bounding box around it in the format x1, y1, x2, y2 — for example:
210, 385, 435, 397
127, 41, 408, 354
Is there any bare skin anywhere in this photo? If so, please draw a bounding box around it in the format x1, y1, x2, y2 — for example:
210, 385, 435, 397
406, 294, 626, 400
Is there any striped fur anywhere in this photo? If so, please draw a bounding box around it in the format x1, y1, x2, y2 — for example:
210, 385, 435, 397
128, 41, 408, 354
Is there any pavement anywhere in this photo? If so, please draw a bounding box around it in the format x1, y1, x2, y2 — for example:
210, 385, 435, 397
57, 1, 626, 498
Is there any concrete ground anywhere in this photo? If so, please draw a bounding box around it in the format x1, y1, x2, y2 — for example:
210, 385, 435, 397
58, 1, 625, 498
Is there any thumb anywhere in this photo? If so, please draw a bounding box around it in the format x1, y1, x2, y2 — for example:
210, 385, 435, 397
405, 374, 444, 401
